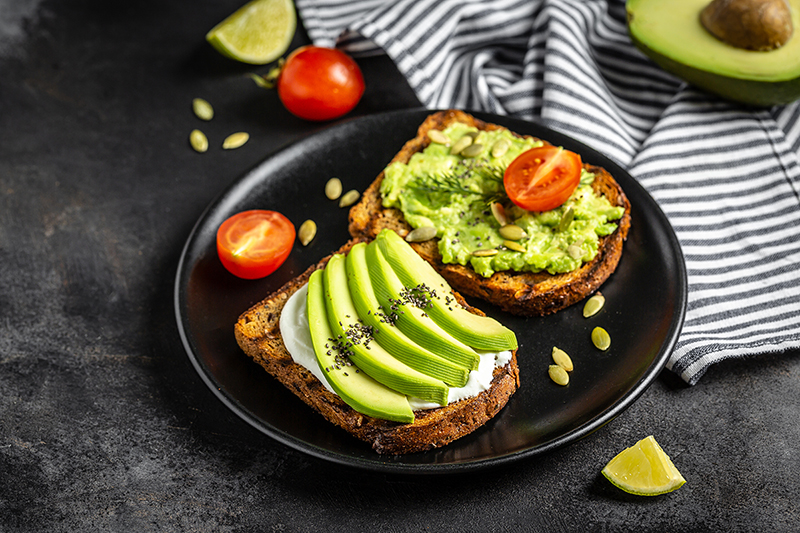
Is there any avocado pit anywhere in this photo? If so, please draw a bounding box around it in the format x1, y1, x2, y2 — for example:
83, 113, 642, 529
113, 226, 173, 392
700, 0, 793, 51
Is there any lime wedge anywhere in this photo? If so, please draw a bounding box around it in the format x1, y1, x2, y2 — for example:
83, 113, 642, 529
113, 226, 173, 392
206, 0, 296, 65
601, 435, 686, 496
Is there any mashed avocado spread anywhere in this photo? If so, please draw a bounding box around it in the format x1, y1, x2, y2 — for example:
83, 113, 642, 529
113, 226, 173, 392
379, 122, 625, 278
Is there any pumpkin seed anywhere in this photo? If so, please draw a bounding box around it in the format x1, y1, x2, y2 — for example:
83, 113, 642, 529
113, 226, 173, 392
222, 132, 249, 149
472, 248, 498, 257
552, 347, 574, 372
325, 178, 342, 200
465, 131, 480, 139
491, 202, 510, 226
491, 138, 511, 158
548, 365, 570, 386
450, 135, 473, 155
557, 206, 574, 232
339, 189, 360, 208
583, 292, 605, 318
592, 326, 611, 351
503, 240, 526, 253
460, 143, 484, 158
427, 129, 450, 145
405, 226, 437, 242
567, 243, 583, 260
192, 98, 214, 121
298, 220, 317, 246
189, 129, 208, 153
499, 224, 526, 241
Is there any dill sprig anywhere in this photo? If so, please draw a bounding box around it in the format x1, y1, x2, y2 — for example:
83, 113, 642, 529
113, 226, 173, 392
410, 159, 507, 205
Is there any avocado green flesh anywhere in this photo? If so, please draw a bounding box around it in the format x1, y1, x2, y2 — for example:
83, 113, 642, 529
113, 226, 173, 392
627, 0, 800, 105
346, 243, 471, 387
323, 254, 450, 406
379, 123, 624, 277
365, 242, 482, 371
306, 270, 415, 423
376, 229, 518, 352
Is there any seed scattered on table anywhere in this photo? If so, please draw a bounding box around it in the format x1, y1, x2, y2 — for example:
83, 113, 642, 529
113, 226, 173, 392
325, 178, 342, 200
592, 326, 611, 351
339, 189, 360, 207
549, 364, 569, 386
552, 346, 574, 371
192, 98, 214, 121
583, 292, 605, 318
222, 132, 249, 150
190, 129, 208, 153
298, 220, 317, 246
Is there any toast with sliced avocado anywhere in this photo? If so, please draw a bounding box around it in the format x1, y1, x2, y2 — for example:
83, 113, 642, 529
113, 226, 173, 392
348, 110, 631, 316
234, 236, 520, 455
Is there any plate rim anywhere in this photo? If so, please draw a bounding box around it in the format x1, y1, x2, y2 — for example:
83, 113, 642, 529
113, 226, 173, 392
173, 107, 688, 474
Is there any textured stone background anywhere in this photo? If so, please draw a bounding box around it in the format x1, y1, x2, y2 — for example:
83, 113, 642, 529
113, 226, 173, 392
1, 1, 798, 531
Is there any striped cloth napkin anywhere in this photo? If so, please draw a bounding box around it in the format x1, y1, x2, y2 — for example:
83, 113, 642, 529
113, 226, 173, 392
295, 0, 800, 384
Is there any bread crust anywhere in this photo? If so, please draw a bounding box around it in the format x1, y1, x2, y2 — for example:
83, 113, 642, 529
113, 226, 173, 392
234, 240, 520, 455
348, 110, 631, 316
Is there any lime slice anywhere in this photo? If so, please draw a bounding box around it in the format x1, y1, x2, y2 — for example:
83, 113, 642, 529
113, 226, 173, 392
206, 0, 296, 65
601, 435, 686, 496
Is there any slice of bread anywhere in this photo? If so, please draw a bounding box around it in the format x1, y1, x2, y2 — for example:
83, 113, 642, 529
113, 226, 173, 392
234, 240, 520, 455
348, 110, 632, 316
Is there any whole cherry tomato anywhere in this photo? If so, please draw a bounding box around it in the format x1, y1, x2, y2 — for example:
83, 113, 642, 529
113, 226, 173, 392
216, 210, 295, 279
277, 46, 365, 121
503, 146, 582, 212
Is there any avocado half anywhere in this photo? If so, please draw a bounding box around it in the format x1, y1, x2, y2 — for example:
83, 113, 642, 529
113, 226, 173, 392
627, 0, 800, 106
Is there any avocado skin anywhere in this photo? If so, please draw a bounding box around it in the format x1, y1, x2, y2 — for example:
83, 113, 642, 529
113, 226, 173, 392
630, 33, 800, 106
626, 0, 800, 106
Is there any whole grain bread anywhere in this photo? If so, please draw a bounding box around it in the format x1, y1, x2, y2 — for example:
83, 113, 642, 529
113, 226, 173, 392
348, 110, 631, 316
234, 240, 520, 455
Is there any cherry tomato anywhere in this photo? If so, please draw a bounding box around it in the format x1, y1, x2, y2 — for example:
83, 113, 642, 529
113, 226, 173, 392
216, 210, 296, 279
278, 46, 365, 121
503, 146, 582, 212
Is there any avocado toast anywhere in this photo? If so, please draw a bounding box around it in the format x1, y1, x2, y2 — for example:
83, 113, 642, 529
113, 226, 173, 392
234, 235, 520, 455
348, 110, 631, 316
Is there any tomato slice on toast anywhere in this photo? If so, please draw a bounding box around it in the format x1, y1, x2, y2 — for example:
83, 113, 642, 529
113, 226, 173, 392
504, 146, 582, 212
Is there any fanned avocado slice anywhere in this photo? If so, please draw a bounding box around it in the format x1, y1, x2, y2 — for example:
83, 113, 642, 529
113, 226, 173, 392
346, 243, 471, 387
366, 241, 483, 371
306, 269, 414, 423
323, 254, 450, 406
375, 229, 518, 352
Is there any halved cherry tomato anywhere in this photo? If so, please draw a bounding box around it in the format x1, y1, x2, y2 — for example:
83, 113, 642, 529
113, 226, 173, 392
503, 146, 582, 212
216, 210, 296, 279
278, 46, 365, 121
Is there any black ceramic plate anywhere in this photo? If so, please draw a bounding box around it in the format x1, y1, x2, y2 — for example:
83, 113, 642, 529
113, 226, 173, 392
174, 109, 687, 474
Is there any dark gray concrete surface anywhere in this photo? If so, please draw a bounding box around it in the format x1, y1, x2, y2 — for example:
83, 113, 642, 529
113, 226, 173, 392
1, 1, 798, 531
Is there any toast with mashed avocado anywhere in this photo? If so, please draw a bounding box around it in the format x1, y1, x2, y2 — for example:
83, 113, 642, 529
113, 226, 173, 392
234, 236, 520, 455
348, 110, 631, 316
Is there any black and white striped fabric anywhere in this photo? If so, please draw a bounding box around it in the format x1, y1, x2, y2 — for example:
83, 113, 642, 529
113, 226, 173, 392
295, 0, 800, 384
